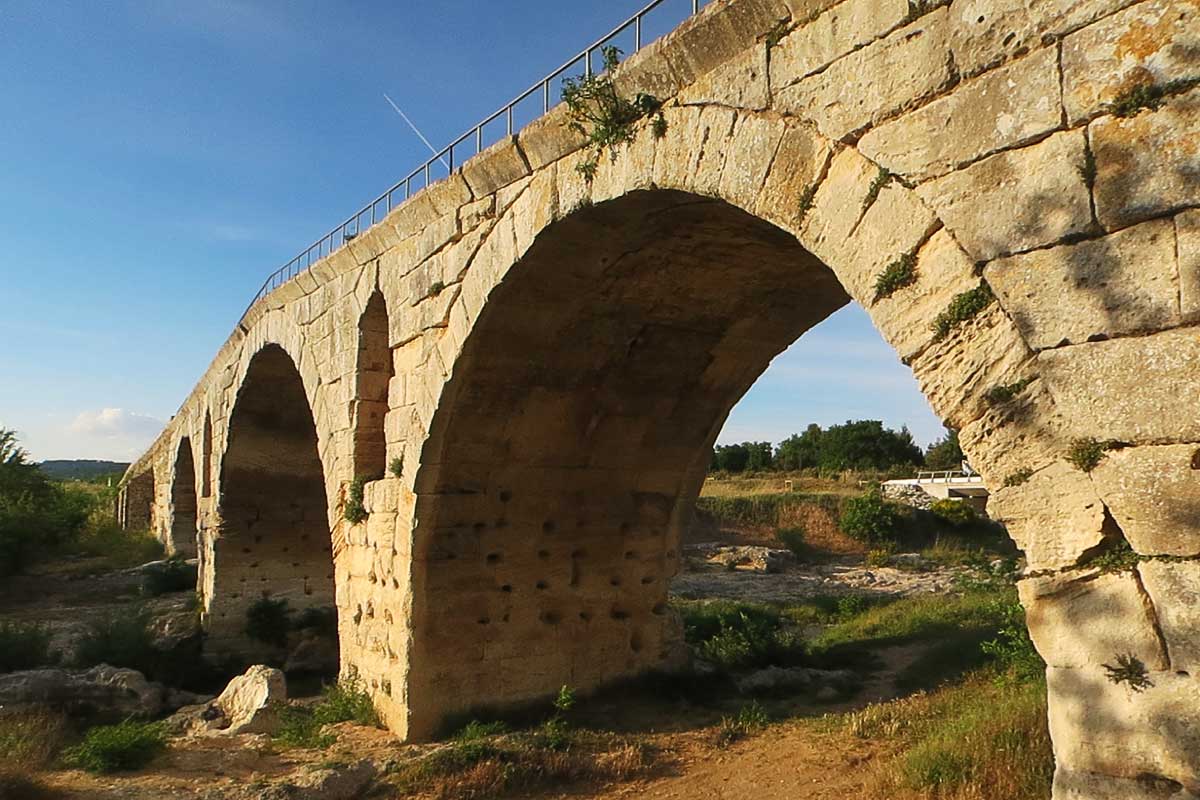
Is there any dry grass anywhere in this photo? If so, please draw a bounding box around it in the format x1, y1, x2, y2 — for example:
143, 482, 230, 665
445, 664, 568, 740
701, 473, 871, 498
0, 708, 71, 800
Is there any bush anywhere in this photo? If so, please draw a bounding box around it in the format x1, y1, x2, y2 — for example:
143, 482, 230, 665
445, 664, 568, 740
62, 720, 165, 773
274, 676, 380, 748
678, 601, 802, 671
0, 622, 56, 672
245, 597, 291, 648
981, 600, 1044, 684
929, 499, 977, 526
140, 555, 196, 596
840, 491, 903, 546
775, 527, 806, 558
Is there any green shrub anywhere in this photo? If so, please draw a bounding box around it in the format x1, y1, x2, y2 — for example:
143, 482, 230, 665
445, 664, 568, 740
344, 477, 368, 524
865, 548, 892, 568
981, 600, 1044, 684
455, 720, 509, 741
0, 622, 56, 672
985, 378, 1033, 404
715, 701, 769, 746
62, 720, 165, 773
775, 526, 806, 558
931, 284, 995, 341
274, 676, 380, 748
1003, 468, 1034, 488
929, 499, 977, 526
389, 456, 404, 478
245, 597, 291, 648
140, 554, 196, 596
840, 491, 903, 546
678, 600, 802, 671
1066, 438, 1114, 472
873, 253, 917, 302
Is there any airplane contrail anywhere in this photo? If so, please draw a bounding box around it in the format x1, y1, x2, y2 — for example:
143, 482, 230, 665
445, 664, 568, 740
383, 93, 450, 170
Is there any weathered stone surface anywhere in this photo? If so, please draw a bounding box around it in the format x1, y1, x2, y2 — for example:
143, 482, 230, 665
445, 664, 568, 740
461, 136, 531, 198
1181, 210, 1200, 323
1020, 571, 1167, 670
213, 665, 287, 735
658, 0, 788, 86
679, 43, 769, 110
1038, 329, 1200, 444
769, 0, 910, 90
1047, 667, 1200, 788
859, 45, 1063, 181
1062, 0, 1200, 124
1091, 445, 1200, 557
948, 0, 1141, 77
1139, 560, 1200, 672
990, 461, 1108, 571
985, 218, 1179, 349
775, 9, 953, 141
753, 120, 833, 230
1092, 88, 1200, 231
1053, 768, 1200, 800
919, 130, 1092, 262
516, 106, 587, 173
0, 665, 177, 718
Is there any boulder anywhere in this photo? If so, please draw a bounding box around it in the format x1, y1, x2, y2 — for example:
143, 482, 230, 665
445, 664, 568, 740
0, 664, 182, 718
687, 544, 795, 573
212, 665, 287, 735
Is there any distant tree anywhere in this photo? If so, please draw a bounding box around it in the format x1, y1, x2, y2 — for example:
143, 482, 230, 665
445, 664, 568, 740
745, 441, 774, 472
924, 426, 965, 471
775, 424, 823, 471
712, 443, 750, 473
811, 420, 924, 472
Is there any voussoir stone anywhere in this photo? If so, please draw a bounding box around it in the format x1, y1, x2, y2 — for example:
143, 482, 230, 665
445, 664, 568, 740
990, 461, 1107, 571
985, 217, 1180, 349
768, 0, 910, 91
1091, 445, 1200, 557
1139, 560, 1200, 673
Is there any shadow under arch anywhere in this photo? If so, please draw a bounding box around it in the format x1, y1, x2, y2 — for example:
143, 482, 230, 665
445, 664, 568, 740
405, 189, 852, 733
206, 342, 337, 669
169, 437, 198, 557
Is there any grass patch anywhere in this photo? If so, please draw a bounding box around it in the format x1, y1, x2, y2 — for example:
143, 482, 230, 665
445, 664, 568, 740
0, 621, 56, 672
861, 166, 892, 215
931, 284, 994, 342
62, 720, 165, 774
715, 701, 769, 746
344, 476, 368, 524
274, 676, 380, 748
74, 611, 158, 675
1107, 76, 1200, 117
873, 253, 917, 302
696, 492, 841, 529
0, 708, 70, 768
65, 519, 163, 573
1066, 437, 1116, 473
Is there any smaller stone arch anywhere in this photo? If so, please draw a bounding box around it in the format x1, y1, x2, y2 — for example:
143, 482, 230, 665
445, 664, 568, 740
353, 290, 394, 479
200, 411, 213, 498
121, 470, 155, 532
169, 437, 198, 557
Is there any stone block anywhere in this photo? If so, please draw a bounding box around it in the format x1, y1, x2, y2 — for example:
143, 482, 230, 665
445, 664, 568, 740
516, 106, 586, 173
718, 112, 787, 210
1020, 570, 1166, 670
985, 217, 1179, 349
1092, 88, 1200, 231
774, 9, 953, 141
990, 461, 1108, 571
858, 45, 1063, 182
1037, 329, 1200, 444
919, 130, 1092, 262
753, 119, 833, 231
769, 0, 910, 91
1181, 210, 1200, 323
1091, 445, 1200, 557
678, 43, 769, 110
461, 136, 532, 198
1062, 0, 1200, 124
948, 0, 1140, 78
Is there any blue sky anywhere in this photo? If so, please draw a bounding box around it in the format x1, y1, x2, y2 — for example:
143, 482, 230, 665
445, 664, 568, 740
0, 0, 942, 462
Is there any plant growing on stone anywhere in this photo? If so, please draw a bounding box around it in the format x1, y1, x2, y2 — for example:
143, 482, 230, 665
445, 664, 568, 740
985, 378, 1033, 405
1090, 539, 1140, 574
344, 476, 368, 524
1002, 468, 1034, 488
931, 283, 994, 341
1103, 653, 1153, 692
427, 280, 445, 299
797, 183, 818, 222
1107, 77, 1200, 118
861, 166, 892, 216
1066, 438, 1113, 473
389, 456, 404, 479
562, 45, 664, 181
873, 252, 917, 302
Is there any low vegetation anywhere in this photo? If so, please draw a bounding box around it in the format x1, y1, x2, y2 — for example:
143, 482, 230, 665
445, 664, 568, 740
1107, 76, 1200, 117
873, 252, 918, 302
0, 621, 56, 671
1066, 437, 1117, 473
931, 284, 994, 341
344, 476, 368, 524
62, 720, 166, 774
840, 490, 904, 546
678, 600, 803, 672
715, 701, 769, 746
275, 676, 381, 748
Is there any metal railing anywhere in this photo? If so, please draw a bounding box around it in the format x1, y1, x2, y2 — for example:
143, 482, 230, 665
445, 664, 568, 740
915, 470, 984, 483
241, 0, 709, 324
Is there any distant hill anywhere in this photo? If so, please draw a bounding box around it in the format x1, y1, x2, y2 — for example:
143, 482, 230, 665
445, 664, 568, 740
39, 460, 129, 481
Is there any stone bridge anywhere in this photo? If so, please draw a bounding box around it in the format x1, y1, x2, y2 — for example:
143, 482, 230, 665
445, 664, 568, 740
118, 0, 1199, 795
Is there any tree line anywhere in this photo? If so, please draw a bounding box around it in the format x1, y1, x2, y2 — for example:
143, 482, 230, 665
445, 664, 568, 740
710, 420, 963, 474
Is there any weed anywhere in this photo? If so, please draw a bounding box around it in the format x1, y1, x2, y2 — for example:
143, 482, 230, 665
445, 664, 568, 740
455, 720, 509, 741
428, 280, 446, 298
0, 621, 56, 672
836, 594, 870, 619
764, 19, 795, 49
576, 156, 599, 182
1107, 77, 1200, 118
534, 716, 572, 751
1103, 653, 1153, 692
74, 611, 156, 674
651, 113, 668, 140
797, 183, 818, 222
552, 685, 576, 714
562, 45, 664, 172
905, 0, 951, 23
274, 675, 380, 748
62, 720, 165, 774
0, 708, 69, 767
715, 701, 768, 746
873, 252, 917, 302
344, 476, 368, 524
140, 554, 196, 596
981, 600, 1044, 684
775, 526, 806, 558
861, 166, 892, 216
865, 548, 892, 568
931, 283, 995, 341
677, 600, 802, 671
985, 377, 1033, 405
389, 456, 404, 478
245, 597, 291, 648
1090, 539, 1140, 573
1066, 437, 1112, 473
1003, 468, 1034, 488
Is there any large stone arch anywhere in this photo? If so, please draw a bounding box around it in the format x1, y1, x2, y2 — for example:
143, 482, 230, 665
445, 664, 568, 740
168, 436, 198, 557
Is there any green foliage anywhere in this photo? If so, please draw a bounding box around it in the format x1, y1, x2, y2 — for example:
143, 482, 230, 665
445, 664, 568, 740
711, 441, 774, 473
774, 420, 924, 473
981, 599, 1044, 684
1003, 467, 1034, 488
562, 45, 664, 179
0, 621, 56, 672
931, 283, 995, 341
389, 456, 404, 478
1107, 77, 1200, 117
344, 476, 368, 524
534, 716, 572, 751
923, 426, 964, 471
929, 499, 977, 526
428, 280, 445, 298
275, 676, 380, 748
865, 548, 892, 568
678, 600, 802, 671
697, 492, 840, 529
797, 183, 818, 222
455, 720, 509, 741
764, 19, 796, 49
861, 166, 892, 215
873, 253, 917, 302
553, 685, 576, 714
245, 597, 292, 648
840, 490, 903, 546
986, 377, 1034, 404
715, 701, 769, 746
776, 526, 806, 558
1090, 539, 1140, 573
140, 554, 196, 596
1103, 653, 1153, 692
62, 720, 165, 774
1066, 437, 1116, 472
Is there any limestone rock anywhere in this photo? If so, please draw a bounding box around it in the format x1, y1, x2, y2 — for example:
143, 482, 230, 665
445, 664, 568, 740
687, 543, 795, 573
1178, 210, 1200, 324
1090, 445, 1200, 557
1138, 561, 1200, 673
769, 0, 910, 92
0, 665, 169, 718
212, 665, 287, 735
255, 761, 377, 800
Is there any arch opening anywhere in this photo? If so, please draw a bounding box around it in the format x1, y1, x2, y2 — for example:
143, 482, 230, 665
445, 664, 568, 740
354, 290, 394, 479
169, 437, 198, 557
121, 470, 155, 533
201, 411, 213, 498
406, 190, 853, 727
209, 343, 337, 677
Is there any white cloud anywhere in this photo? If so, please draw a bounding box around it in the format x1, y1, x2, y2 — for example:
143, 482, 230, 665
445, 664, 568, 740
69, 408, 163, 439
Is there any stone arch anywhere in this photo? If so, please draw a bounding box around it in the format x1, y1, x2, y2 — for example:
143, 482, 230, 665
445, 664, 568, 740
168, 437, 198, 557
200, 410, 213, 498
206, 343, 336, 661
353, 290, 394, 479
121, 470, 155, 532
